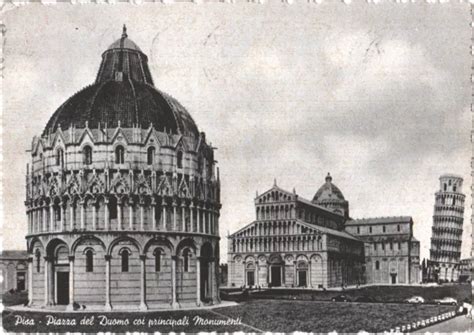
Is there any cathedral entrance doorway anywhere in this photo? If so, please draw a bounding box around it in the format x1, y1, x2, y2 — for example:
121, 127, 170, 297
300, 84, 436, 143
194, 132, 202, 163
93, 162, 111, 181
298, 270, 307, 287
268, 255, 284, 287
391, 273, 397, 284
297, 260, 308, 287
247, 271, 255, 286
245, 262, 256, 287
270, 266, 282, 287
56, 272, 69, 305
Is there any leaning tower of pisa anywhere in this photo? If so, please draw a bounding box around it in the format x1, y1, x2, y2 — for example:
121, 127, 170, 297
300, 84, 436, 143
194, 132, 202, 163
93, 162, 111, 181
429, 174, 465, 282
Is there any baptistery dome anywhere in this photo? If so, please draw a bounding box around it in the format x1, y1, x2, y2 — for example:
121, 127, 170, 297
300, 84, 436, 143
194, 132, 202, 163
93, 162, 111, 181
44, 26, 198, 137
25, 27, 221, 312
312, 173, 349, 218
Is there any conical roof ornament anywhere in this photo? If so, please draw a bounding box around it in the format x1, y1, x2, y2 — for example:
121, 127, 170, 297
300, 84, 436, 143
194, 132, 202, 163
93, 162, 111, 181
274, 178, 277, 187
326, 172, 332, 183
122, 24, 128, 39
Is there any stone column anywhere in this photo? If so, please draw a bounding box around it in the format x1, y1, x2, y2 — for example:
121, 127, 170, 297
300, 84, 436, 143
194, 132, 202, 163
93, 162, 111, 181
69, 203, 74, 230
209, 259, 215, 301
129, 200, 134, 230
207, 211, 211, 234
104, 255, 112, 310
117, 202, 122, 230
190, 203, 195, 232
104, 199, 109, 230
140, 204, 145, 231
139, 255, 148, 310
162, 199, 167, 231
42, 206, 47, 232
49, 204, 54, 232
27, 257, 33, 305
281, 264, 285, 286
211, 260, 218, 303
60, 204, 65, 231
307, 260, 312, 288
196, 257, 201, 306
171, 256, 178, 308
256, 263, 260, 287
181, 205, 186, 231
197, 206, 201, 233
30, 210, 34, 234
27, 210, 30, 234
37, 208, 40, 233
268, 263, 272, 285
92, 204, 97, 230
43, 257, 48, 305
66, 256, 75, 311
172, 201, 177, 231
209, 210, 213, 235
44, 256, 53, 306
31, 209, 35, 233
293, 260, 297, 287
152, 201, 157, 230
80, 200, 85, 230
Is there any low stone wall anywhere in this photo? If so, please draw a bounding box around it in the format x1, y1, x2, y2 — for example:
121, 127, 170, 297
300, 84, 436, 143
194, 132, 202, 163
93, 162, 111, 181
385, 310, 459, 333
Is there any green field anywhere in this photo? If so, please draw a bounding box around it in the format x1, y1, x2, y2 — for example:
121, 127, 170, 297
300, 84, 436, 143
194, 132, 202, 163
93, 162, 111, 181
245, 283, 472, 303
216, 299, 455, 333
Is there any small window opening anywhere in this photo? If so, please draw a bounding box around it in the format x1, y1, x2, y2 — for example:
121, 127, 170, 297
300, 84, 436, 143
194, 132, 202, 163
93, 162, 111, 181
115, 146, 125, 164
85, 249, 94, 272
121, 249, 130, 272
147, 147, 155, 165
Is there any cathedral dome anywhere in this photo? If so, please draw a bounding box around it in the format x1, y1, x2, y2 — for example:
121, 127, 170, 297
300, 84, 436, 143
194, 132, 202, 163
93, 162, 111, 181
312, 173, 349, 217
312, 173, 346, 202
43, 26, 199, 137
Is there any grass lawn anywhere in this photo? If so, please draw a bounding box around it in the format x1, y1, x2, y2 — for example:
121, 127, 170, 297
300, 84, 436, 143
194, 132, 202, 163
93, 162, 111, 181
215, 299, 455, 333
3, 299, 456, 333
247, 283, 472, 303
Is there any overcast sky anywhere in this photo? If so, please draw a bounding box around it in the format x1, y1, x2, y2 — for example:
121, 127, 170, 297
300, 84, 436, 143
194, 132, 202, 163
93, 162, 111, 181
2, 1, 471, 262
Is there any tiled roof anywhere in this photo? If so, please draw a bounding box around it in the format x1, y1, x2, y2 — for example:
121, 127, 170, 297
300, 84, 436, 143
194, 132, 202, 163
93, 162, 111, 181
0, 250, 28, 259
296, 197, 345, 219
297, 220, 361, 241
345, 216, 412, 225
228, 219, 361, 242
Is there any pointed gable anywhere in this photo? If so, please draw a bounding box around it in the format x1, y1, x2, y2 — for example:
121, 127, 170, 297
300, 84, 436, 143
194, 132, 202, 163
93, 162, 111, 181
77, 127, 97, 145
110, 127, 130, 145
256, 185, 295, 204
143, 127, 162, 147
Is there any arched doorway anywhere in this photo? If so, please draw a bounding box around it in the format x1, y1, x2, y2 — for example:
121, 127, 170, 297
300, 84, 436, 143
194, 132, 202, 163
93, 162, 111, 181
246, 262, 256, 287
200, 243, 213, 303
46, 239, 70, 305
297, 261, 308, 287
268, 254, 284, 287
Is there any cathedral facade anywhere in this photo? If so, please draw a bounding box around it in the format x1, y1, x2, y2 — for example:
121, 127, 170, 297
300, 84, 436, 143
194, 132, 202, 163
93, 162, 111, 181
227, 176, 365, 288
228, 174, 420, 288
25, 27, 221, 311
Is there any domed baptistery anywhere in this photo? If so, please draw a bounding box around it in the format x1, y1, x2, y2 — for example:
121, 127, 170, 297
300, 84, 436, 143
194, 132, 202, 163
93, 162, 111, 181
24, 27, 221, 311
